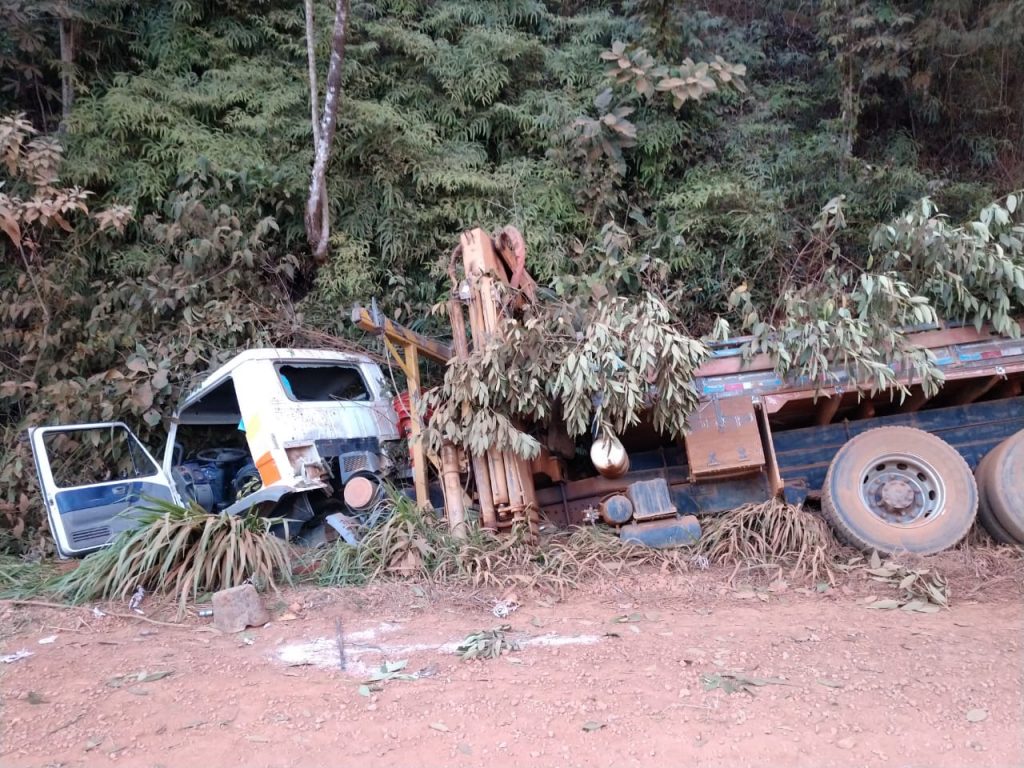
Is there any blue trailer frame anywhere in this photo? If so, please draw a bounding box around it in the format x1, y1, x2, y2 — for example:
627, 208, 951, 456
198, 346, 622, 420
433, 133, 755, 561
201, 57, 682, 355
536, 395, 1024, 523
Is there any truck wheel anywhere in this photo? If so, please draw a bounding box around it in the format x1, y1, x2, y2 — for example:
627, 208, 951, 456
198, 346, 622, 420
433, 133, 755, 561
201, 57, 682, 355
822, 426, 976, 555
974, 448, 1020, 545
977, 431, 1024, 544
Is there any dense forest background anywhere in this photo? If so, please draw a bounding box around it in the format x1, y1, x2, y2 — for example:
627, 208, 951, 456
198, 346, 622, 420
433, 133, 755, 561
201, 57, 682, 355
1, 0, 1022, 551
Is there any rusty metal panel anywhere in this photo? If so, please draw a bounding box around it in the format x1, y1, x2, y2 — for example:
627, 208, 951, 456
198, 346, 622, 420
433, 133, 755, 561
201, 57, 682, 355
625, 478, 676, 521
685, 396, 765, 480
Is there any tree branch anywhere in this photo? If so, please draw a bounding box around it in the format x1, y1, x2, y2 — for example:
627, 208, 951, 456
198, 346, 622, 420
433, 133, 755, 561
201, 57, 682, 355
305, 0, 349, 263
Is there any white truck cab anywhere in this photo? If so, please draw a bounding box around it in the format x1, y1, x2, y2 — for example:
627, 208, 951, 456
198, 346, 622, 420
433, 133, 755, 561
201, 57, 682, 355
30, 349, 404, 557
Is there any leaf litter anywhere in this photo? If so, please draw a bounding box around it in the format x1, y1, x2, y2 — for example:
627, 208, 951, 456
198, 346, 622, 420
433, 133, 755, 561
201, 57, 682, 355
839, 552, 949, 611
455, 625, 519, 660
701, 671, 791, 695
106, 670, 173, 688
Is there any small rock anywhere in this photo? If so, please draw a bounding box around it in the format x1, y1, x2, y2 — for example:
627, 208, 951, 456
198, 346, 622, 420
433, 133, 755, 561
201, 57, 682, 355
837, 737, 855, 750
966, 708, 988, 723
212, 584, 269, 633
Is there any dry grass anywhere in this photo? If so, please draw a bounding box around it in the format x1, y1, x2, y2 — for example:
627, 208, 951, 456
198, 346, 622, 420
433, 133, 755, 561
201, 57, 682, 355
312, 492, 693, 599
698, 499, 839, 584
50, 498, 292, 616
925, 529, 1024, 600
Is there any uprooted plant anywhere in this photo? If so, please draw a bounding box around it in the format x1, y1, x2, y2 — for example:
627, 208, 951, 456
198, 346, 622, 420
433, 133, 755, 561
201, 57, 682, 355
312, 490, 443, 585
49, 498, 292, 616
0, 554, 55, 600
699, 499, 839, 584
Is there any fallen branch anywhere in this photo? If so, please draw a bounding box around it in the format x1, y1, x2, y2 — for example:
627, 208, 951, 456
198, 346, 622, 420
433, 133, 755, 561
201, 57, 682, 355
335, 616, 346, 670
0, 599, 188, 628
962, 574, 1020, 599
45, 712, 85, 737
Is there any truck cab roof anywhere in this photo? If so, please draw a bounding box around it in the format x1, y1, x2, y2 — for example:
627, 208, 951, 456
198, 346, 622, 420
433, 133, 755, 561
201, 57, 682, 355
178, 348, 380, 416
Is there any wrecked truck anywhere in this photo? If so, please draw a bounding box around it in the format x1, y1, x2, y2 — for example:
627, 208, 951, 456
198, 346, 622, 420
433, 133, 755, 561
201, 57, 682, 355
389, 227, 1024, 556
29, 349, 415, 558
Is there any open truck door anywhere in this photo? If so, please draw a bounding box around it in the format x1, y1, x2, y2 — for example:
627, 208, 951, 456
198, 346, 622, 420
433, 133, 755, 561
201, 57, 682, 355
29, 422, 178, 558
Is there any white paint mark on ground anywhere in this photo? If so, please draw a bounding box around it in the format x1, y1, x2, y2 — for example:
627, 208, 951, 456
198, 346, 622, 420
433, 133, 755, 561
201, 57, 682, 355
275, 622, 601, 675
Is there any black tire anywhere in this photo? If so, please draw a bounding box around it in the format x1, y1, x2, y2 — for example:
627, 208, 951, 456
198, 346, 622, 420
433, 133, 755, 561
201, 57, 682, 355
974, 448, 1020, 545
981, 431, 1024, 543
822, 426, 977, 555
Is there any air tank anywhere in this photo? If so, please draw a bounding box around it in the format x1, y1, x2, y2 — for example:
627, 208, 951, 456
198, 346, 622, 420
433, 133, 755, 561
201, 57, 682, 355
590, 434, 630, 479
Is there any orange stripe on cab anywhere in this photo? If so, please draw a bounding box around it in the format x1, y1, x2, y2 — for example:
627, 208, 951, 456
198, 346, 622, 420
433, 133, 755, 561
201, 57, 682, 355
255, 451, 282, 486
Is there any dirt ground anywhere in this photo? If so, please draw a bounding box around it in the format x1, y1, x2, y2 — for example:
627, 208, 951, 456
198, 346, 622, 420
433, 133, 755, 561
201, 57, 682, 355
2, 558, 1023, 768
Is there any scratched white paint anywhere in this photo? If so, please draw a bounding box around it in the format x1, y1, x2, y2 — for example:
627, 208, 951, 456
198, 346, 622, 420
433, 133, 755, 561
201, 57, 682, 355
170, 349, 400, 488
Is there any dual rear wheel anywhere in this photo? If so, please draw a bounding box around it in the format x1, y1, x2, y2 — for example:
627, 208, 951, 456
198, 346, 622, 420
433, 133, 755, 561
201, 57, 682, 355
974, 431, 1024, 545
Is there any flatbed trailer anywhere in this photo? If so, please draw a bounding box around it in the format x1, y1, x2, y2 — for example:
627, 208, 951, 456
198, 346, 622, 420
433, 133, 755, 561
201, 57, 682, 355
436, 228, 1024, 555
528, 322, 1024, 554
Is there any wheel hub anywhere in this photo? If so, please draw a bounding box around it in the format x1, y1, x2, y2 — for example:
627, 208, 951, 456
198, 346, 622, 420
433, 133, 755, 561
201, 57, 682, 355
879, 479, 915, 512
860, 453, 945, 526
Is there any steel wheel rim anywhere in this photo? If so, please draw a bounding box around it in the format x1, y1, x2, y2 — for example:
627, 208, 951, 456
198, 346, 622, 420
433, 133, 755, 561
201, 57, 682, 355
859, 452, 946, 527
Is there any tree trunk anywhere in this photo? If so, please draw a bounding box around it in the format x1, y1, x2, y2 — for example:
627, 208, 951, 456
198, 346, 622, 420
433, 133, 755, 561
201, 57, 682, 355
305, 0, 349, 263
304, 0, 330, 259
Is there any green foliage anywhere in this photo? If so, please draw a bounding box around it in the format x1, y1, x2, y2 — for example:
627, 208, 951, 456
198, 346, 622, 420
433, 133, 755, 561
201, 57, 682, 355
718, 190, 1024, 403
735, 266, 944, 398
427, 285, 708, 458
1, 0, 1023, 550
872, 193, 1024, 337
720, 196, 942, 398
0, 553, 53, 598
819, 1, 1024, 172
49, 498, 292, 616
0, 127, 296, 548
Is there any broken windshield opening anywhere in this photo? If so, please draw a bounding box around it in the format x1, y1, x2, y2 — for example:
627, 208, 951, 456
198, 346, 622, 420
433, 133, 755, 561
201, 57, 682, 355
177, 377, 241, 425
43, 425, 158, 488
276, 364, 370, 402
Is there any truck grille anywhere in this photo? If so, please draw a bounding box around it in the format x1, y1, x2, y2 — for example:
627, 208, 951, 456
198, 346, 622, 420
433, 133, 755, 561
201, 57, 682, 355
342, 454, 370, 474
